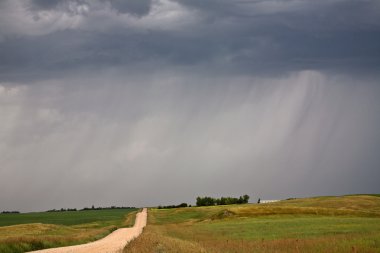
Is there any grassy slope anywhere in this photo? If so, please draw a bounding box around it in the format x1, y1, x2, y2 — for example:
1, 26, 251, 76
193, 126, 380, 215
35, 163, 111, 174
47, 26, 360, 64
0, 208, 138, 253
124, 195, 380, 253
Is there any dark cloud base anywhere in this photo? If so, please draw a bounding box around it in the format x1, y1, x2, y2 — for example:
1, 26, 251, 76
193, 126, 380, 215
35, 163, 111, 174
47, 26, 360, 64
1, 0, 380, 82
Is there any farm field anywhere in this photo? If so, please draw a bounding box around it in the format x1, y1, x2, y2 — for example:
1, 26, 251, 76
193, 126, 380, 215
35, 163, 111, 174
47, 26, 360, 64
124, 195, 380, 253
0, 208, 138, 253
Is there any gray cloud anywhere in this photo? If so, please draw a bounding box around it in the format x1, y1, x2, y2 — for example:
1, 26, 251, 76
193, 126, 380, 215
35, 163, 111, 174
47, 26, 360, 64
29, 0, 153, 16
110, 0, 152, 16
1, 71, 380, 212
30, 0, 61, 9
0, 0, 379, 82
0, 0, 379, 212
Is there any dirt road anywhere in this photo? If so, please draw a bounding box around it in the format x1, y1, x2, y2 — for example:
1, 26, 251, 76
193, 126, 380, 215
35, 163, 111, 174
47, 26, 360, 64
29, 208, 147, 253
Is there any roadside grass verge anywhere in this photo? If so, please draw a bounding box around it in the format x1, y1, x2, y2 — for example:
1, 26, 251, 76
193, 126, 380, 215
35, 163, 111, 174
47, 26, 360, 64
125, 195, 380, 253
0, 208, 137, 253
124, 225, 207, 253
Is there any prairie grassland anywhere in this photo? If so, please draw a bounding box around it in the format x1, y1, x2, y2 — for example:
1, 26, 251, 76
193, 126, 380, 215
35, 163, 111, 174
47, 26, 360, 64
0, 208, 138, 253
124, 195, 380, 253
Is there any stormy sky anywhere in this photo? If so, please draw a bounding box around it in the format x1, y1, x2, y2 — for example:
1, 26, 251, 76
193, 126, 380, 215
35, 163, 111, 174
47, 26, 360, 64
0, 0, 380, 212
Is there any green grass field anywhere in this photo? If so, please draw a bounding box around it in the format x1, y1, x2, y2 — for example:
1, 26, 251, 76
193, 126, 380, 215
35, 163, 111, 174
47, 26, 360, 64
124, 195, 380, 253
0, 208, 138, 253
0, 209, 137, 227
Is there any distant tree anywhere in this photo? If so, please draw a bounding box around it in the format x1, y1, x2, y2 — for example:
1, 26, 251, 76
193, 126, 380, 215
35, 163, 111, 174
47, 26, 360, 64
159, 203, 189, 209
196, 196, 219, 206
1, 211, 20, 214
196, 195, 250, 206
196, 197, 203, 206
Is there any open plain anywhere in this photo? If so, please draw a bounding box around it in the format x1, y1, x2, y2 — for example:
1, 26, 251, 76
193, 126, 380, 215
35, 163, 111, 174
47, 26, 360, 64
124, 195, 380, 253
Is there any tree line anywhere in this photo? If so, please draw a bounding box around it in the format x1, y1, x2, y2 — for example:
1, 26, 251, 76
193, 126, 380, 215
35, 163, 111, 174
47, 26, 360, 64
196, 195, 250, 206
46, 206, 135, 212
1, 211, 20, 214
156, 195, 250, 209
2, 206, 136, 214
157, 203, 189, 209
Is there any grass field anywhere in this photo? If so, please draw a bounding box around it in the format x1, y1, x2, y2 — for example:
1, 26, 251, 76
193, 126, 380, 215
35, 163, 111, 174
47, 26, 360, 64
124, 195, 380, 253
0, 208, 138, 253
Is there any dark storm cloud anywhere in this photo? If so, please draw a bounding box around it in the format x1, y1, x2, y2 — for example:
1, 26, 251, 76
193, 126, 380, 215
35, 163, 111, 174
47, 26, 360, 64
30, 0, 152, 15
1, 0, 380, 212
0, 0, 379, 82
30, 0, 62, 9
172, 0, 380, 72
110, 0, 152, 16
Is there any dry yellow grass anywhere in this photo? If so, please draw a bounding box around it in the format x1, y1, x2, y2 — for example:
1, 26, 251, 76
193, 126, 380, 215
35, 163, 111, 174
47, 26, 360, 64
270, 195, 380, 213
124, 225, 207, 253
0, 222, 115, 246
223, 195, 380, 218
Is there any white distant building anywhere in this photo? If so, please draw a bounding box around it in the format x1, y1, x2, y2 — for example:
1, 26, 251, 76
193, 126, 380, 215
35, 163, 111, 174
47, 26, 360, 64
259, 199, 280, 204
